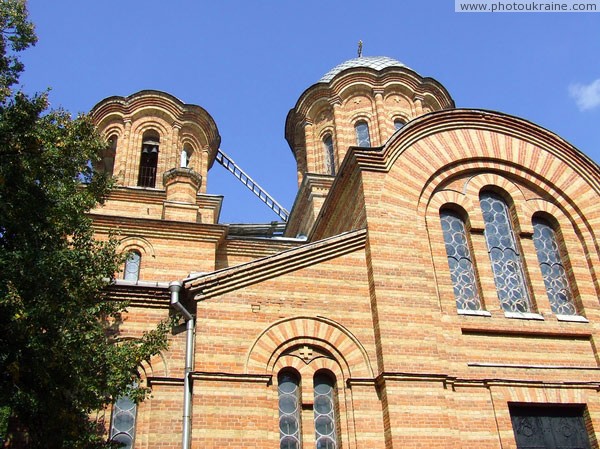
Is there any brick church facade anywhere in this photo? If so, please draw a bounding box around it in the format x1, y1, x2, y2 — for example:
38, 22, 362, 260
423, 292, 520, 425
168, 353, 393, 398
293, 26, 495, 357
89, 56, 600, 449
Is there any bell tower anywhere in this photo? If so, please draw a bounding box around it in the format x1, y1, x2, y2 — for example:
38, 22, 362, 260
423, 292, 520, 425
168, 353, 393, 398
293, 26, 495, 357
90, 90, 222, 223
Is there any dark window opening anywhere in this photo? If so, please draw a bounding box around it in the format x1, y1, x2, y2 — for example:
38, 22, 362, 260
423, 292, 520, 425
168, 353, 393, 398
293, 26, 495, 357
138, 132, 159, 188
323, 134, 335, 175
394, 119, 405, 130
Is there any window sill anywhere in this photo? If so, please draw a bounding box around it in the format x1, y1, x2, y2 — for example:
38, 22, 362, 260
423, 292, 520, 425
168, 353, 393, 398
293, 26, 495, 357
556, 314, 589, 323
504, 311, 544, 321
458, 309, 492, 317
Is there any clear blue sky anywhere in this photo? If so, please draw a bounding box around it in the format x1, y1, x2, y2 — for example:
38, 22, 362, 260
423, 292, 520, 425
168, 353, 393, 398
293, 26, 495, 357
19, 0, 600, 223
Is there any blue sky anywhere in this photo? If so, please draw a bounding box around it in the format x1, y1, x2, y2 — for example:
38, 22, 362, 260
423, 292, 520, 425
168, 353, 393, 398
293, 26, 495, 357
19, 0, 600, 223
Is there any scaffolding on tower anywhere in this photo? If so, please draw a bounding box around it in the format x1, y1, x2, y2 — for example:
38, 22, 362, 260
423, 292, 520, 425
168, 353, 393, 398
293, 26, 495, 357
215, 149, 290, 222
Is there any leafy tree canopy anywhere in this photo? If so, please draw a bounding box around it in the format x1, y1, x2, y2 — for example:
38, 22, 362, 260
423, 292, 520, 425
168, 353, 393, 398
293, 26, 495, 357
0, 1, 171, 447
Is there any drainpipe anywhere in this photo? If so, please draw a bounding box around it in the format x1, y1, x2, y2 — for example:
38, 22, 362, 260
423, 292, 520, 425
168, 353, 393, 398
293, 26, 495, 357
169, 281, 194, 449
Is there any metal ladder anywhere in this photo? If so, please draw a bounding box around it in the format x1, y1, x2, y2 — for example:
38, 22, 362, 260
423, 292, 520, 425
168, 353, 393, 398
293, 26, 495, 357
215, 149, 290, 222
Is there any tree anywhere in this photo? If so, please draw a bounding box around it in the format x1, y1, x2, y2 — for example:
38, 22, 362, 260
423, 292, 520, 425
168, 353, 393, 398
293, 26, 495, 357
0, 1, 171, 447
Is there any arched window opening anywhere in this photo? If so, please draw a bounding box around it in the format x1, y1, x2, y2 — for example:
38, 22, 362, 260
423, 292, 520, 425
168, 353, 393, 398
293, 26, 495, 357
180, 145, 193, 168
110, 392, 137, 449
313, 371, 338, 449
124, 251, 141, 282
93, 135, 117, 176
104, 135, 117, 176
278, 370, 301, 449
440, 209, 482, 311
354, 121, 371, 147
480, 192, 531, 313
138, 132, 159, 188
393, 119, 405, 131
532, 217, 577, 316
323, 134, 335, 175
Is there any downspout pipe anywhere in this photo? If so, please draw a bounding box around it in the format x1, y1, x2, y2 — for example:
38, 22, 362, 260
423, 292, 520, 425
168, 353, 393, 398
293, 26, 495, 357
169, 281, 194, 449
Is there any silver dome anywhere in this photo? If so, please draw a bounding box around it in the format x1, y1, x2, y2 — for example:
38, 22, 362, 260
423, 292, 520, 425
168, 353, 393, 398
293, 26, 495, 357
319, 56, 407, 83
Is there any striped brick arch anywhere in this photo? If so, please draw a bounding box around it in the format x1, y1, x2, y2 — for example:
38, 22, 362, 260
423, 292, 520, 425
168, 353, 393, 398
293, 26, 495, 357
376, 110, 600, 278
245, 316, 374, 378
118, 236, 156, 259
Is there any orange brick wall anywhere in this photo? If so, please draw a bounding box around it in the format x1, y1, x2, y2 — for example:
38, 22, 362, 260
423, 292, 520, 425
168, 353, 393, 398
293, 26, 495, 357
91, 88, 600, 448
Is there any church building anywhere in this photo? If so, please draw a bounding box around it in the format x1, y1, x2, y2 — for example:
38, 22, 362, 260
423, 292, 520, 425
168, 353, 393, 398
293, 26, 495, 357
89, 55, 600, 449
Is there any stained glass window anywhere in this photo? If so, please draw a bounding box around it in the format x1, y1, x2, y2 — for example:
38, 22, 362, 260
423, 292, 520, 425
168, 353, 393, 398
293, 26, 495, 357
532, 217, 576, 315
323, 135, 335, 175
313, 371, 338, 449
279, 371, 302, 449
480, 192, 531, 313
110, 394, 137, 449
124, 251, 141, 282
354, 121, 371, 147
440, 210, 482, 311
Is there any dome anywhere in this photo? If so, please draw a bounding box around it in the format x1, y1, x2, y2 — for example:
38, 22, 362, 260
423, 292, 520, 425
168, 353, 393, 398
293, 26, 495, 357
319, 56, 407, 83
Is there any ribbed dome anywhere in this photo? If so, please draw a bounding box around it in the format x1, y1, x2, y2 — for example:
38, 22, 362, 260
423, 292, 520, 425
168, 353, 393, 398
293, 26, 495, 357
319, 56, 406, 83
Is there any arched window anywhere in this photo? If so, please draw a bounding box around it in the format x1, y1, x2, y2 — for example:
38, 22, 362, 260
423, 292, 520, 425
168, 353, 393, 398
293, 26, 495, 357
393, 119, 405, 131
278, 370, 301, 449
110, 393, 137, 449
138, 131, 159, 188
105, 135, 117, 176
180, 145, 192, 168
354, 121, 371, 147
479, 192, 531, 313
532, 217, 576, 316
124, 251, 141, 282
94, 135, 117, 176
323, 134, 335, 175
313, 371, 338, 449
440, 209, 482, 311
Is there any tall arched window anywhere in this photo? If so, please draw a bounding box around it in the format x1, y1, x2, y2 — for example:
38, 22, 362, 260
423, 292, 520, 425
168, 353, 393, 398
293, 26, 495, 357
532, 217, 577, 316
480, 192, 531, 313
124, 251, 141, 282
105, 135, 117, 176
393, 119, 405, 131
323, 134, 335, 175
354, 121, 371, 147
180, 145, 192, 168
110, 393, 137, 449
440, 209, 482, 311
138, 131, 159, 188
278, 370, 302, 449
94, 135, 117, 176
313, 371, 338, 449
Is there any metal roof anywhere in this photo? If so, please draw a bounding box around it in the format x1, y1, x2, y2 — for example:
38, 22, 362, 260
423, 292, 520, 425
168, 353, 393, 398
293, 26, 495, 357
319, 56, 406, 83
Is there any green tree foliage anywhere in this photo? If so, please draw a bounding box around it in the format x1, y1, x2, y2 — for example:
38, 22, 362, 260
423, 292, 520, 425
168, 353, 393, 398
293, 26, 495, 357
0, 1, 171, 447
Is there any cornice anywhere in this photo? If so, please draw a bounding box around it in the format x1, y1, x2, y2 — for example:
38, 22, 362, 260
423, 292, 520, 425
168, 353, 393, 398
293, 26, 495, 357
185, 228, 367, 298
293, 67, 454, 118
90, 213, 228, 244
347, 371, 600, 390
103, 281, 171, 308
147, 377, 184, 386
163, 167, 203, 187
191, 372, 272, 385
